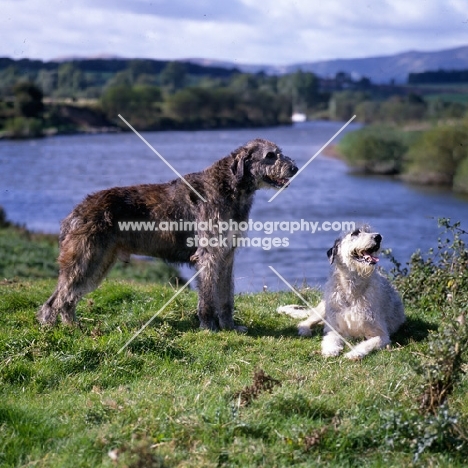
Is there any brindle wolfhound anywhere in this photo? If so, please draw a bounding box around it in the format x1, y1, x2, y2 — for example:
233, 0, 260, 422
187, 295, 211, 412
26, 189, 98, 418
278, 226, 405, 359
38, 139, 298, 332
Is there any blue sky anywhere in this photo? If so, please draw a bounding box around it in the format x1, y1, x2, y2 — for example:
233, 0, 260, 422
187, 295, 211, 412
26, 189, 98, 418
1, 0, 467, 64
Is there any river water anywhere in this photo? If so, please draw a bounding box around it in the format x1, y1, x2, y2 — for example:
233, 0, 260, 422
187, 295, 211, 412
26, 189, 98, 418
1, 121, 467, 292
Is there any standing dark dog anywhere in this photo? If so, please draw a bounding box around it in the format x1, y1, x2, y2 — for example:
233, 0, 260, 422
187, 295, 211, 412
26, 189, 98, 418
38, 139, 297, 332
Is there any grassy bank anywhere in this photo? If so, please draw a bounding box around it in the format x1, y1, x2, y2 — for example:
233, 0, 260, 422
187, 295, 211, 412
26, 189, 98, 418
0, 224, 182, 285
1, 220, 468, 466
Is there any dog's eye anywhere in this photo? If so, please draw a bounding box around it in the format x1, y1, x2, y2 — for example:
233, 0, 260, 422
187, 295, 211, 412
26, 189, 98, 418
264, 151, 276, 160
351, 229, 361, 236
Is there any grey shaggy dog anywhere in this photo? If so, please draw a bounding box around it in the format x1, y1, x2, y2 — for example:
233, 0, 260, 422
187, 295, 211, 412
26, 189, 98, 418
38, 138, 297, 332
278, 226, 405, 359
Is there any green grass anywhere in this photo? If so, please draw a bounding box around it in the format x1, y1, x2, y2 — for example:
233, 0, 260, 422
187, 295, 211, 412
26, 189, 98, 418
0, 277, 467, 467
1, 220, 467, 467
0, 226, 181, 285
424, 93, 468, 104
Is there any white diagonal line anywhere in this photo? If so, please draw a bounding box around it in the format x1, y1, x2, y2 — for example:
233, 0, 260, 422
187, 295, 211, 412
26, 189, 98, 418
268, 266, 356, 351
117, 267, 205, 354
118, 114, 207, 202
268, 115, 356, 202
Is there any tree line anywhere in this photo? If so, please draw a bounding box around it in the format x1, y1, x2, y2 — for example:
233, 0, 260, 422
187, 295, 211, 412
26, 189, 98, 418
0, 58, 329, 136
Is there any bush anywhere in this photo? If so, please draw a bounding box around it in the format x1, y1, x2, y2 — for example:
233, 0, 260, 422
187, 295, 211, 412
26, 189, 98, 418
385, 218, 468, 313
4, 117, 43, 138
338, 126, 407, 174
381, 219, 468, 461
453, 156, 468, 194
13, 81, 44, 118
404, 125, 468, 185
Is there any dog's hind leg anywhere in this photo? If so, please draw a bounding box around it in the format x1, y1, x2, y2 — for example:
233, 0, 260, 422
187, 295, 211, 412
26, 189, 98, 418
38, 233, 118, 325
297, 301, 326, 336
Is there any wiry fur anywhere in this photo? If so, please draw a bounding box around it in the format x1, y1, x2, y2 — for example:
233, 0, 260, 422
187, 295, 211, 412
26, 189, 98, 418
38, 138, 297, 332
278, 226, 405, 359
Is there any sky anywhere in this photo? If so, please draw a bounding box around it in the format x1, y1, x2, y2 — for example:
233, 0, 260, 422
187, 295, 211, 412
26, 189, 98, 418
1, 0, 468, 65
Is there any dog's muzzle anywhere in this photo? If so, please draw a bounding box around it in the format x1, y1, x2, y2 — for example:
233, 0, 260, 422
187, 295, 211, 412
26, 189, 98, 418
263, 159, 298, 189
353, 234, 382, 265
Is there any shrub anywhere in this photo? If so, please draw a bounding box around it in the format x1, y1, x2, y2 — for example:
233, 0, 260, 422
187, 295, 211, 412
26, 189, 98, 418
385, 218, 468, 312
381, 219, 468, 461
453, 156, 468, 194
338, 126, 407, 174
4, 117, 43, 138
404, 125, 468, 185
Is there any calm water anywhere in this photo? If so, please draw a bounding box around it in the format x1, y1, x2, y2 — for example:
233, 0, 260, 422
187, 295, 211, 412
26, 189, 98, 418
1, 121, 467, 292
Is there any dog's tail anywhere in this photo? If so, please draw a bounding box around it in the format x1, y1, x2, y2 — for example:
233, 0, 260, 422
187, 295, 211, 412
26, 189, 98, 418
277, 301, 326, 337
277, 304, 312, 319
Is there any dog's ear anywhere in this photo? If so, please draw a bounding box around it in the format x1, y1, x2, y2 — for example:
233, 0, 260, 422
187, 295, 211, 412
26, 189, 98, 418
231, 150, 248, 182
327, 239, 339, 264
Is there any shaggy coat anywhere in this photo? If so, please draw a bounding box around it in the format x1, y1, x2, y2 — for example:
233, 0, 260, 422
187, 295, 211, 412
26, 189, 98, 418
278, 226, 405, 359
38, 138, 298, 332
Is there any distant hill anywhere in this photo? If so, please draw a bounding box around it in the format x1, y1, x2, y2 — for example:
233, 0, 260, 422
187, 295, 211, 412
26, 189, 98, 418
0, 57, 240, 78
186, 45, 468, 84
3, 44, 468, 86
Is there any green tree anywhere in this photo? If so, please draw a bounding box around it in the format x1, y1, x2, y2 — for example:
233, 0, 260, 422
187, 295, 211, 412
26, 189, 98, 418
100, 84, 162, 129
0, 65, 21, 97
13, 81, 44, 118
277, 71, 320, 113
167, 87, 213, 126
57, 63, 86, 96
37, 69, 57, 96
229, 74, 259, 93
291, 70, 319, 110
329, 91, 367, 121
379, 96, 426, 124
160, 62, 187, 93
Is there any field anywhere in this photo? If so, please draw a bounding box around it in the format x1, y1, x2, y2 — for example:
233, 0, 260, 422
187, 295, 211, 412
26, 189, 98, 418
1, 222, 467, 467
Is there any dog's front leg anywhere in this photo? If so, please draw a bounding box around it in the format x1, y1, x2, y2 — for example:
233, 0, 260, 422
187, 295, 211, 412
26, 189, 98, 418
217, 249, 247, 333
344, 333, 390, 360
196, 255, 220, 331
321, 328, 344, 357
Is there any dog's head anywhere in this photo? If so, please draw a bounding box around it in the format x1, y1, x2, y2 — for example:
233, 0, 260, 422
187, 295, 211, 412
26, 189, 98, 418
327, 225, 382, 275
231, 139, 298, 190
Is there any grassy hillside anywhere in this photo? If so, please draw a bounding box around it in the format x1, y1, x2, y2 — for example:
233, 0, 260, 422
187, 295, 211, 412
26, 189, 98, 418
0, 220, 467, 467
0, 225, 182, 285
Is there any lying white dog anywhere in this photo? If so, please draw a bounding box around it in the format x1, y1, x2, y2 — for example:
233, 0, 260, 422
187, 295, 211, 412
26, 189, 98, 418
278, 226, 405, 360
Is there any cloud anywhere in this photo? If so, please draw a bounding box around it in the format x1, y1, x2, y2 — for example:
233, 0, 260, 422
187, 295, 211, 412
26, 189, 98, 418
0, 0, 467, 64
87, 0, 253, 22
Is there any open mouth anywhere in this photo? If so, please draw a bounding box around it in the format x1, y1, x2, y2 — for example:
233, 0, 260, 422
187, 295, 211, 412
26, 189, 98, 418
353, 248, 380, 265
263, 176, 291, 189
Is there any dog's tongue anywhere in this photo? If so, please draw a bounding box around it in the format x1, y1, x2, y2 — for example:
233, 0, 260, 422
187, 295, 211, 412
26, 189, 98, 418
363, 253, 379, 264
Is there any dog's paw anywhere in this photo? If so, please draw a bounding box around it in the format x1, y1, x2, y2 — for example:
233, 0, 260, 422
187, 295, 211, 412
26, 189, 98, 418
298, 325, 313, 337
234, 325, 248, 334
322, 349, 342, 357
344, 350, 365, 361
